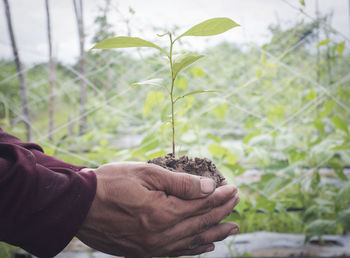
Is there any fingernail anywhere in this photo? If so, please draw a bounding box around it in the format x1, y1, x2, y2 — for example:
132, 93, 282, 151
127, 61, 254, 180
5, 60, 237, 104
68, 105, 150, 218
200, 178, 215, 194
232, 187, 238, 195
229, 226, 239, 235
206, 244, 215, 252
234, 196, 240, 206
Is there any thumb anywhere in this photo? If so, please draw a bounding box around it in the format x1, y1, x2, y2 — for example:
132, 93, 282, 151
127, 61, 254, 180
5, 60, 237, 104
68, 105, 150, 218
146, 164, 216, 199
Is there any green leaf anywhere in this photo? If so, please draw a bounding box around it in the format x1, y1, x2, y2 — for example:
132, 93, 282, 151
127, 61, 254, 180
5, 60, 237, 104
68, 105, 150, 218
142, 91, 165, 116
177, 96, 195, 117
99, 139, 108, 147
176, 17, 239, 40
260, 53, 266, 63
208, 143, 228, 157
319, 100, 335, 118
223, 163, 245, 176
288, 149, 306, 163
300, 0, 305, 6
157, 32, 169, 37
306, 219, 336, 237
172, 55, 204, 79
174, 90, 218, 103
317, 39, 331, 47
256, 196, 276, 212
43, 146, 55, 156
208, 143, 237, 165
329, 158, 347, 181
304, 205, 318, 222
332, 144, 350, 151
264, 176, 292, 196
306, 89, 317, 100
132, 78, 163, 87
337, 41, 345, 56
214, 103, 228, 119
225, 152, 238, 165
175, 77, 188, 90
255, 67, 262, 79
243, 129, 262, 144
331, 116, 349, 135
336, 182, 350, 210
311, 170, 321, 189
337, 208, 350, 231
206, 133, 221, 143
191, 66, 206, 77
147, 150, 167, 159
140, 134, 160, 152
91, 36, 167, 55
314, 118, 325, 135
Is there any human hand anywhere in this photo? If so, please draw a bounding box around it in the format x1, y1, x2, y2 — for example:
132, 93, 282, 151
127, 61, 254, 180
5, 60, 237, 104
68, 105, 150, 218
77, 162, 239, 258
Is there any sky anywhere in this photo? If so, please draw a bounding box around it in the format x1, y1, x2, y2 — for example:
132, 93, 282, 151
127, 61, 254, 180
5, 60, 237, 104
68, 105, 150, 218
0, 0, 349, 64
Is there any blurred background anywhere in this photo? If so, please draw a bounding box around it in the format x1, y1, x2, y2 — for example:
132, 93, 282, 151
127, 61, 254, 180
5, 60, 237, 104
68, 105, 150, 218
1, 0, 350, 257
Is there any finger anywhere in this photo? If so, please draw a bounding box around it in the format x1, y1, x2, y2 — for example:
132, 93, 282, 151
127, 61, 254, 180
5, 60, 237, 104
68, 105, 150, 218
143, 163, 216, 199
164, 222, 239, 256
168, 243, 215, 257
162, 195, 239, 243
164, 184, 237, 222
148, 185, 238, 232
186, 222, 239, 249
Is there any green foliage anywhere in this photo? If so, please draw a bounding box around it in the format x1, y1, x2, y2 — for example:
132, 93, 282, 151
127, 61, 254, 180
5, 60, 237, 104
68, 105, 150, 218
331, 115, 349, 135
0, 242, 20, 258
337, 41, 346, 56
92, 0, 115, 44
337, 208, 350, 231
214, 103, 228, 119
91, 17, 239, 156
143, 91, 165, 116
209, 143, 238, 165
305, 219, 337, 242
317, 39, 331, 47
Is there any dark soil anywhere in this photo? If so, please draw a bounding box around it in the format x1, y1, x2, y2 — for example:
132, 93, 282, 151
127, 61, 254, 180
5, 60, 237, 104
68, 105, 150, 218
148, 153, 225, 187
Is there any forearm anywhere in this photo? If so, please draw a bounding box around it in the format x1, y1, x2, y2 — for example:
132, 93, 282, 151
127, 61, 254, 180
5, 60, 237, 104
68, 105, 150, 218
0, 131, 97, 257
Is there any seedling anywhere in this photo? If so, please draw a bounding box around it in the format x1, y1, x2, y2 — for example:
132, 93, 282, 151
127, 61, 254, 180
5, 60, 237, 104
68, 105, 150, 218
91, 17, 239, 157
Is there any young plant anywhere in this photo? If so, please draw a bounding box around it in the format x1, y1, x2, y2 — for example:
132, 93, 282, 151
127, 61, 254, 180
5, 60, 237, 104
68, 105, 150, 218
91, 17, 239, 157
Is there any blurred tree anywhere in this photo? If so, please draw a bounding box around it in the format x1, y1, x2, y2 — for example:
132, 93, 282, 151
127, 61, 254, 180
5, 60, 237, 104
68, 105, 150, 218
91, 0, 115, 90
2, 0, 31, 140
92, 0, 115, 44
73, 0, 87, 134
45, 0, 56, 142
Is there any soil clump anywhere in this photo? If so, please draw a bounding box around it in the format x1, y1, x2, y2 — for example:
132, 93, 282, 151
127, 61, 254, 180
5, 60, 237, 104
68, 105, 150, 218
148, 153, 225, 187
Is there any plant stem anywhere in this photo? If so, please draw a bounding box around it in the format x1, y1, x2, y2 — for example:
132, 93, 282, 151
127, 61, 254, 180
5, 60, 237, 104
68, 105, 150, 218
169, 34, 176, 157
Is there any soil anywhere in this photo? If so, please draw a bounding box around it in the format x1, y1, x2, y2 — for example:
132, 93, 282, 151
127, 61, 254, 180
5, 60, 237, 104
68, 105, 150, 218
148, 153, 225, 187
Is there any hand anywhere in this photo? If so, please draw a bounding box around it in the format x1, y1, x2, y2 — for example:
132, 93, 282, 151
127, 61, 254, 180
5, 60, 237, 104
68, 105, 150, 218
77, 162, 239, 258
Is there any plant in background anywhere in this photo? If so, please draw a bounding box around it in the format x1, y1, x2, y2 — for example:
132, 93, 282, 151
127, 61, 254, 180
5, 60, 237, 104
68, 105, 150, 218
91, 17, 239, 157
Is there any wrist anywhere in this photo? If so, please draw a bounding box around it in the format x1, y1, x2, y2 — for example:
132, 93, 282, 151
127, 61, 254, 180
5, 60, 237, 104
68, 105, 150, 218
80, 167, 96, 173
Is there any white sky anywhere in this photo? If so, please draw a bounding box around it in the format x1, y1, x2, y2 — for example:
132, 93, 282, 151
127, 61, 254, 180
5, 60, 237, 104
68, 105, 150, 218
0, 0, 349, 64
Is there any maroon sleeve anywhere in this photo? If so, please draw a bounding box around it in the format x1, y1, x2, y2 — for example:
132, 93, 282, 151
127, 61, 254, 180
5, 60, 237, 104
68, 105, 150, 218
0, 129, 97, 257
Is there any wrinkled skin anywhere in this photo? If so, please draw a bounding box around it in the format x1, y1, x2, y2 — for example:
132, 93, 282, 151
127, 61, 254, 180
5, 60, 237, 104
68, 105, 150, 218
78, 162, 239, 258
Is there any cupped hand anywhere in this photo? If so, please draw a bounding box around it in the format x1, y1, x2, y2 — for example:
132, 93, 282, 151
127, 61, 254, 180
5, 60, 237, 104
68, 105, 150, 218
77, 162, 239, 258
